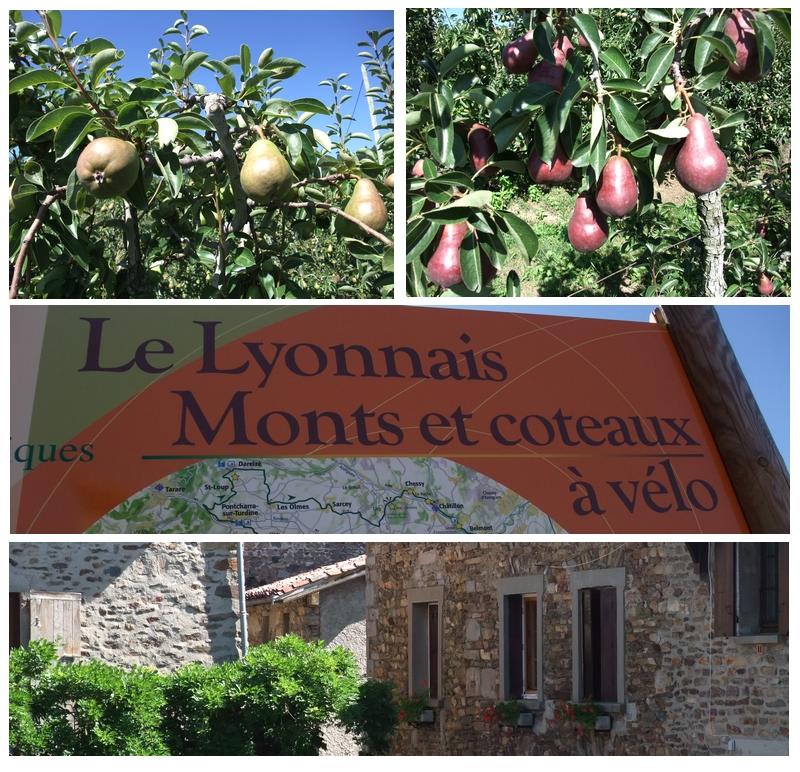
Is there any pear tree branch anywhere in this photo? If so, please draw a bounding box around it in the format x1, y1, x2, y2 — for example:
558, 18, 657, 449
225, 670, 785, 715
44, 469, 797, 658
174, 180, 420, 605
278, 201, 393, 247
203, 93, 249, 290
9, 186, 66, 299
122, 200, 144, 296
37, 11, 126, 140
291, 173, 354, 188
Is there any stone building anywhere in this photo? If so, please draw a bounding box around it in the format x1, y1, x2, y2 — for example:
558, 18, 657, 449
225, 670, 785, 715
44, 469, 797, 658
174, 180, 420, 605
9, 542, 241, 670
246, 554, 367, 755
365, 542, 788, 756
8, 541, 364, 674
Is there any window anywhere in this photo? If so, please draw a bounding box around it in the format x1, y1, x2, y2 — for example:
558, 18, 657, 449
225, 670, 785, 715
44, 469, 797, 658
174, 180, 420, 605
9, 591, 81, 657
497, 575, 543, 701
407, 587, 443, 699
713, 543, 788, 637
570, 567, 625, 706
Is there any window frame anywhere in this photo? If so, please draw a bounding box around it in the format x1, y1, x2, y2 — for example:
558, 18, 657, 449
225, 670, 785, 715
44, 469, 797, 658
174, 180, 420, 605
570, 567, 625, 709
407, 586, 444, 703
496, 575, 544, 705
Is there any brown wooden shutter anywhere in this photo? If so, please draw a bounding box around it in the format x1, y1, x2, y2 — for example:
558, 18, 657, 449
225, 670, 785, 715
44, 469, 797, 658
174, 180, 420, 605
598, 587, 617, 703
778, 542, 788, 636
428, 603, 439, 699
28, 591, 81, 657
506, 594, 523, 698
713, 543, 735, 637
523, 596, 537, 694
580, 589, 594, 700
9, 593, 21, 649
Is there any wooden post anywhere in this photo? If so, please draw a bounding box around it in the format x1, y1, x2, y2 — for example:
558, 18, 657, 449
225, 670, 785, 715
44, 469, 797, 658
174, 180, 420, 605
658, 305, 789, 533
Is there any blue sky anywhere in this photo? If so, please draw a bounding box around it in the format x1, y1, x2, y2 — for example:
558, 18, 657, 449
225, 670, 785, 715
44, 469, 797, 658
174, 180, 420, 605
474, 305, 789, 464
23, 10, 393, 152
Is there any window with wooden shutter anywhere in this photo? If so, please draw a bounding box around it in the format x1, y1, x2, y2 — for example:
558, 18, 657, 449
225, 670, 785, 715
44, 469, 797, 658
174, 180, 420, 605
570, 567, 625, 706
497, 575, 543, 702
408, 586, 443, 700
713, 542, 788, 638
18, 591, 81, 658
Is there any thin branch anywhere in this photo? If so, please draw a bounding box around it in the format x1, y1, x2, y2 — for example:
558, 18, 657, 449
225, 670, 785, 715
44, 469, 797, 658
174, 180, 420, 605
291, 173, 353, 188
37, 11, 125, 139
178, 149, 224, 168
279, 201, 393, 247
10, 186, 66, 298
122, 200, 144, 296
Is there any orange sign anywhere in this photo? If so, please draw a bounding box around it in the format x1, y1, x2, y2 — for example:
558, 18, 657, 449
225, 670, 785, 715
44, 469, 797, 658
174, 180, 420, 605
10, 306, 748, 534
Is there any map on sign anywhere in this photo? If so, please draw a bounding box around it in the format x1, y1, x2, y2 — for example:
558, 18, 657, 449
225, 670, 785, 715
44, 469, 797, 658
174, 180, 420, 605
91, 457, 561, 535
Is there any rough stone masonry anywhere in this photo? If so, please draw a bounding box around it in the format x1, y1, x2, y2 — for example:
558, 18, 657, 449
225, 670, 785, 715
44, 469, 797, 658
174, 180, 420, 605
366, 542, 788, 755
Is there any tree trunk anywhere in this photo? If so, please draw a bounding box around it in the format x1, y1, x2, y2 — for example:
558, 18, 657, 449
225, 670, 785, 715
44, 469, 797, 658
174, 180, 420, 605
122, 200, 143, 297
695, 189, 726, 297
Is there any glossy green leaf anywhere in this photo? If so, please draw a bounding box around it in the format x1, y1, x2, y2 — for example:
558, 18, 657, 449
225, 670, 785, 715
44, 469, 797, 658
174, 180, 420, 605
608, 94, 645, 142
498, 210, 538, 262
693, 13, 726, 72
26, 105, 93, 141
438, 44, 481, 77
506, 270, 521, 297
599, 47, 631, 78
429, 92, 454, 167
572, 14, 601, 59
9, 69, 72, 93
53, 113, 97, 160
90, 48, 124, 88
644, 44, 675, 89
459, 231, 481, 292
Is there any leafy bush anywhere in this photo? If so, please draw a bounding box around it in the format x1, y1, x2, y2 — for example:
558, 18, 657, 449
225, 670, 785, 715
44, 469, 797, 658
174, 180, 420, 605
9, 11, 394, 299
10, 636, 367, 756
339, 678, 399, 755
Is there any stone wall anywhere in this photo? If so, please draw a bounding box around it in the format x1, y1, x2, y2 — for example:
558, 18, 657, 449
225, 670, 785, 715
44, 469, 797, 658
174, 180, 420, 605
243, 542, 364, 588
366, 542, 789, 756
9, 542, 240, 670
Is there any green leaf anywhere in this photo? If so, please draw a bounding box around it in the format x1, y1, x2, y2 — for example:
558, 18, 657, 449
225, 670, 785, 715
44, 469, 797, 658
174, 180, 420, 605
644, 45, 675, 90
174, 114, 214, 132
438, 44, 481, 78
406, 218, 440, 264
755, 16, 776, 76
90, 48, 124, 88
429, 92, 454, 167
647, 122, 689, 140
512, 82, 554, 114
407, 255, 427, 297
693, 13, 726, 73
506, 270, 521, 297
498, 210, 538, 261
534, 24, 554, 64
258, 47, 274, 68
437, 191, 492, 211
183, 51, 208, 79
15, 21, 40, 43
117, 102, 150, 126
715, 110, 747, 130
493, 114, 530, 152
26, 105, 93, 141
9, 69, 72, 93
156, 117, 179, 147
53, 113, 97, 161
75, 37, 116, 57
44, 10, 62, 38
291, 98, 330, 115
240, 44, 251, 78
312, 128, 333, 152
572, 13, 601, 59
766, 10, 791, 42
599, 47, 631, 79
608, 94, 645, 143
590, 101, 604, 147
643, 9, 673, 25
696, 34, 737, 65
459, 231, 481, 292
603, 78, 649, 95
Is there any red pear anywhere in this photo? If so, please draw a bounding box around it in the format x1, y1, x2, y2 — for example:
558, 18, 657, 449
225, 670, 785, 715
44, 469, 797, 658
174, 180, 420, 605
410, 159, 426, 178
554, 34, 575, 59
576, 32, 590, 49
674, 113, 728, 194
502, 30, 537, 74
596, 155, 638, 217
758, 273, 775, 296
427, 221, 469, 288
527, 142, 573, 185
568, 193, 609, 253
528, 47, 566, 91
724, 9, 762, 82
467, 123, 498, 179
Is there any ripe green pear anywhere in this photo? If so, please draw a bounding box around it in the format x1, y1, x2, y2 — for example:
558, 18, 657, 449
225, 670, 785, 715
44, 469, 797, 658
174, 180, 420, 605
240, 138, 293, 203
76, 137, 140, 199
336, 178, 388, 238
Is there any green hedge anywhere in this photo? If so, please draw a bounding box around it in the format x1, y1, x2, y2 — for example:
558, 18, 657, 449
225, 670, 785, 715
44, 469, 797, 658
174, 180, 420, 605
10, 636, 397, 756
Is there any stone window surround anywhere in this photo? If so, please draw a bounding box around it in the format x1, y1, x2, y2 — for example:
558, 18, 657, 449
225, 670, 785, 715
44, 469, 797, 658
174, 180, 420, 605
407, 585, 444, 706
496, 575, 544, 709
570, 566, 626, 709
